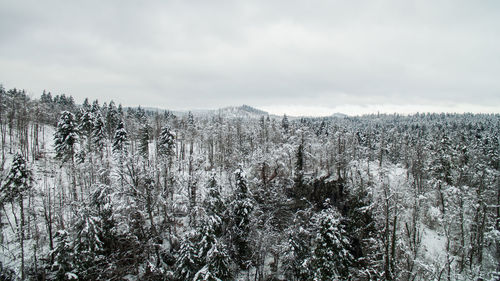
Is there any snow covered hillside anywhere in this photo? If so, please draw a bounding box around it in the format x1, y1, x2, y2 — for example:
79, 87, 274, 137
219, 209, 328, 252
0, 88, 499, 280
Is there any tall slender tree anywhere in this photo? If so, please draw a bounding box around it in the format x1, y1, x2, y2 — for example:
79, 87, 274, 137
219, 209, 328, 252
2, 153, 33, 279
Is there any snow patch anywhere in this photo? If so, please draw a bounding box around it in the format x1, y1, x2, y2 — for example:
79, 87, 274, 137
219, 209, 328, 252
421, 228, 447, 263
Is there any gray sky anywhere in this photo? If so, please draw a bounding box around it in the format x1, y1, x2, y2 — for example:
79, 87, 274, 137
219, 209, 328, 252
1, 0, 499, 116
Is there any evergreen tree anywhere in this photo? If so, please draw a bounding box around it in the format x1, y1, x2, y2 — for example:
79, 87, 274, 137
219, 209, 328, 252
2, 153, 32, 279
73, 206, 105, 277
78, 108, 94, 153
293, 142, 306, 200
112, 120, 128, 154
41, 90, 53, 104
203, 175, 225, 230
193, 239, 233, 281
91, 99, 100, 114
187, 111, 195, 127
82, 98, 91, 111
174, 231, 199, 281
138, 122, 151, 159
106, 101, 119, 138
92, 112, 106, 157
158, 125, 175, 158
282, 114, 290, 133
49, 230, 78, 281
311, 206, 353, 280
71, 184, 115, 279
228, 167, 254, 269
2, 153, 32, 202
54, 111, 79, 200
175, 214, 233, 281
283, 225, 313, 281
117, 103, 123, 117
54, 111, 78, 162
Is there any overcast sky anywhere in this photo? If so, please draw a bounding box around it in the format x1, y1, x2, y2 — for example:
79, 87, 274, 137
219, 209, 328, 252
1, 0, 499, 116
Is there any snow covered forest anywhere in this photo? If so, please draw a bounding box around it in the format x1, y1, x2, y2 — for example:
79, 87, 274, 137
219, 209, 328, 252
0, 86, 499, 281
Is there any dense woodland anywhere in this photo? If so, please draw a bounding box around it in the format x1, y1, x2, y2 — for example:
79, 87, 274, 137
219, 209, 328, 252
0, 85, 499, 280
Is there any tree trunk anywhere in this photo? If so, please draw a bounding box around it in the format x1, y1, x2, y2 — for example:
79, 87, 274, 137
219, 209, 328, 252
19, 196, 25, 280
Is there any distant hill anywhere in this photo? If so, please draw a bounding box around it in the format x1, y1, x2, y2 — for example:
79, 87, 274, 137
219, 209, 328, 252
331, 112, 348, 118
215, 105, 269, 118
139, 105, 270, 119
136, 105, 347, 119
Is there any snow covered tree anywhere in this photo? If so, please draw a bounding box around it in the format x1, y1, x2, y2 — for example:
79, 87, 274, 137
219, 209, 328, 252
82, 97, 90, 111
138, 122, 151, 159
174, 231, 199, 281
2, 153, 32, 202
193, 239, 233, 281
282, 114, 290, 133
158, 125, 175, 158
112, 120, 128, 190
106, 101, 119, 138
175, 214, 233, 281
228, 167, 254, 269
48, 230, 78, 281
311, 206, 353, 280
69, 184, 116, 279
283, 224, 313, 281
293, 142, 306, 200
203, 175, 225, 235
91, 99, 100, 115
54, 111, 78, 163
1, 153, 32, 279
112, 120, 128, 154
187, 111, 195, 128
54, 110, 79, 200
73, 206, 105, 277
92, 112, 106, 158
78, 108, 94, 153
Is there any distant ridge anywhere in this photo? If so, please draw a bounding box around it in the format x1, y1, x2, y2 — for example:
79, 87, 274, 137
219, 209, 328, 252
134, 105, 347, 119
139, 105, 269, 119
216, 105, 269, 118
331, 112, 347, 118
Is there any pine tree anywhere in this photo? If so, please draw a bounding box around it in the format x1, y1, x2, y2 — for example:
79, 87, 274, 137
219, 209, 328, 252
91, 99, 100, 115
41, 90, 53, 104
293, 142, 306, 200
158, 125, 175, 158
2, 153, 32, 202
117, 103, 123, 117
311, 206, 353, 280
112, 120, 128, 154
49, 230, 78, 280
283, 225, 313, 281
78, 108, 94, 153
54, 111, 79, 200
73, 206, 105, 277
193, 239, 233, 281
203, 175, 225, 234
187, 111, 195, 128
92, 112, 106, 158
282, 114, 290, 133
106, 101, 119, 138
2, 153, 33, 280
54, 111, 78, 162
82, 98, 91, 111
138, 122, 151, 159
174, 231, 199, 281
182, 176, 234, 280
228, 167, 254, 269
71, 184, 116, 279
176, 214, 233, 281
